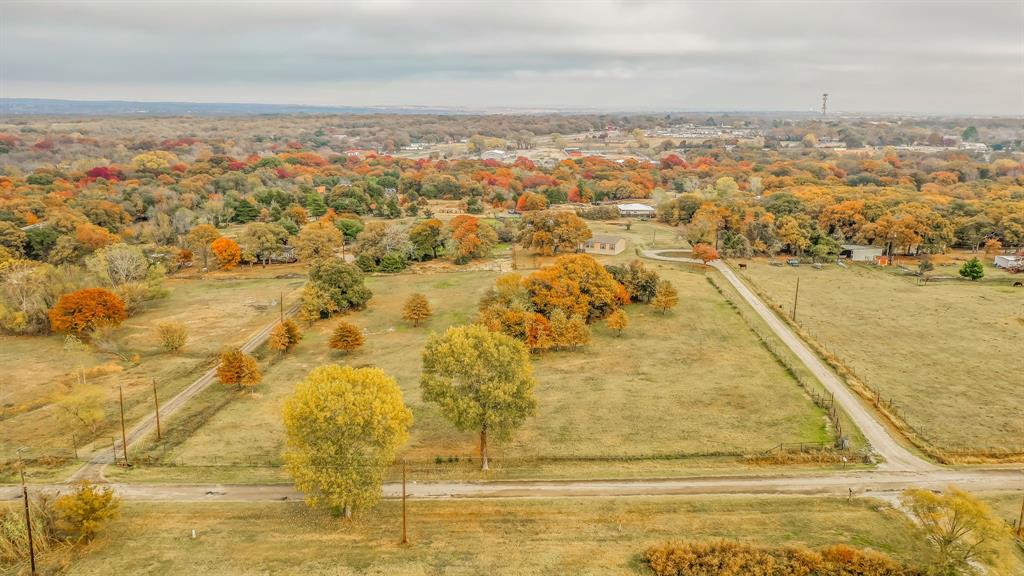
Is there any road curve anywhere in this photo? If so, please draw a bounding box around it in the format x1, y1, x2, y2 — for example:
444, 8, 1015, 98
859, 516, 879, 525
5, 469, 1021, 502
641, 250, 934, 472
67, 301, 302, 482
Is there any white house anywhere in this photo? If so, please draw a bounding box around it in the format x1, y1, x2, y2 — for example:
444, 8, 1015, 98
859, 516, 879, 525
994, 255, 1022, 269
617, 203, 656, 218
840, 244, 884, 262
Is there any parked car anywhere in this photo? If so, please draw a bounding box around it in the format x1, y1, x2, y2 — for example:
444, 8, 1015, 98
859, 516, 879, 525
787, 258, 800, 266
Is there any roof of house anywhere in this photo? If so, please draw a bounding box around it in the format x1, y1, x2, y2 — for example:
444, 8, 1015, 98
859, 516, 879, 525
617, 203, 655, 212
587, 234, 624, 244
841, 244, 882, 251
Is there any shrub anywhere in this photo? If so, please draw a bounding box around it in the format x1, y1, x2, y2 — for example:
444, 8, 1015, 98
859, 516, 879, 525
644, 540, 920, 576
54, 481, 120, 542
329, 320, 364, 353
156, 321, 188, 352
49, 288, 128, 336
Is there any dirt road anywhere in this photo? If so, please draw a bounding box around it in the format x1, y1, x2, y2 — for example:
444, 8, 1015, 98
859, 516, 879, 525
5, 468, 1020, 502
642, 250, 933, 471
67, 301, 302, 482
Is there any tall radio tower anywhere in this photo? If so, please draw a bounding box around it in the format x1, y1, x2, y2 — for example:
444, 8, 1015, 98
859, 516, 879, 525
821, 93, 829, 117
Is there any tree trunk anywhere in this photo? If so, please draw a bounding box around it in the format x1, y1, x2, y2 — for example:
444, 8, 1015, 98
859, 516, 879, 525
480, 425, 489, 470
344, 504, 352, 519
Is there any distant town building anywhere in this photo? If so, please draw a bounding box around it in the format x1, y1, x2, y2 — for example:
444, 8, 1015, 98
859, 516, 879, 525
582, 234, 626, 255
617, 203, 656, 218
840, 244, 884, 262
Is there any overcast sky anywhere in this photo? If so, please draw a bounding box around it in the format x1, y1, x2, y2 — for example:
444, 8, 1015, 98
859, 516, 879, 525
1, 0, 1022, 114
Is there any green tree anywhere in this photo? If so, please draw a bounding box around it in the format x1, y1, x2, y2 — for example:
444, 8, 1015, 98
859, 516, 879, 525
283, 365, 412, 518
54, 481, 120, 542
304, 191, 327, 218
958, 257, 984, 281
294, 221, 342, 261
409, 218, 445, 259
307, 258, 372, 315
0, 221, 27, 257
240, 222, 289, 267
421, 325, 536, 470
961, 125, 978, 141
901, 486, 1003, 574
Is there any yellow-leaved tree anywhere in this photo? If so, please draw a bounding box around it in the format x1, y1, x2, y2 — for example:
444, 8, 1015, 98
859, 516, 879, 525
402, 293, 433, 327
421, 324, 536, 470
283, 365, 412, 519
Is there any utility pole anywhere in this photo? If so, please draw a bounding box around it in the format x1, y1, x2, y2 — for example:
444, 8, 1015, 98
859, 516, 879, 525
401, 460, 409, 545
72, 434, 78, 459
152, 378, 162, 441
279, 291, 284, 324
792, 277, 800, 322
18, 450, 36, 575
118, 386, 129, 466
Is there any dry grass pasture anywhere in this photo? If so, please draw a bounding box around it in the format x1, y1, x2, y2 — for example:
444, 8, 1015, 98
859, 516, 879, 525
0, 268, 303, 475
63, 496, 938, 576
119, 254, 831, 481
739, 260, 1024, 454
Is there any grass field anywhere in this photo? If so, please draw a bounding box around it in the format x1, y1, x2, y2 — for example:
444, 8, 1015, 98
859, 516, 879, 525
739, 260, 1024, 454
0, 268, 304, 475
117, 249, 832, 481
63, 496, 938, 576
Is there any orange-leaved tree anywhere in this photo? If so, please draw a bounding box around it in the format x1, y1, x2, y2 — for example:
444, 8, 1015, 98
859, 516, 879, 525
523, 253, 629, 323
692, 243, 719, 268
49, 288, 128, 336
211, 237, 241, 270
217, 348, 262, 390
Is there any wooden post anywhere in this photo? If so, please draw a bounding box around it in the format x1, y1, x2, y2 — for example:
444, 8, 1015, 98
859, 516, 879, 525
17, 452, 36, 576
791, 277, 800, 321
71, 435, 78, 460
118, 386, 129, 466
111, 437, 118, 465
152, 378, 162, 441
401, 460, 409, 545
1017, 493, 1024, 538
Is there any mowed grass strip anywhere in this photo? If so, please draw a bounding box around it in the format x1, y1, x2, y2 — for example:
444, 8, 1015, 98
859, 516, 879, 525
0, 272, 303, 465
65, 496, 936, 576
142, 264, 828, 478
740, 260, 1024, 452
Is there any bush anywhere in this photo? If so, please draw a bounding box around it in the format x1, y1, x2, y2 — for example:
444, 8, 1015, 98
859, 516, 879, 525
329, 320, 364, 353
156, 321, 188, 352
378, 252, 408, 273
355, 253, 377, 272
644, 540, 921, 576
54, 481, 120, 542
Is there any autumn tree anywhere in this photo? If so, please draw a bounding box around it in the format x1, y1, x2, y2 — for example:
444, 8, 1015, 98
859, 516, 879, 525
605, 260, 659, 303
409, 218, 445, 259
283, 365, 411, 519
85, 243, 148, 287
606, 309, 628, 335
692, 243, 719, 268
49, 288, 127, 336
156, 321, 188, 352
217, 347, 262, 390
185, 224, 221, 271
523, 254, 629, 322
329, 320, 364, 353
269, 319, 302, 352
515, 191, 548, 212
548, 309, 590, 351
958, 257, 984, 281
295, 220, 342, 261
901, 486, 1003, 573
54, 481, 120, 542
648, 281, 677, 313
402, 293, 432, 326
421, 324, 536, 470
56, 384, 107, 435
354, 221, 414, 271
210, 237, 241, 270
447, 215, 498, 264
518, 210, 592, 256
525, 313, 554, 352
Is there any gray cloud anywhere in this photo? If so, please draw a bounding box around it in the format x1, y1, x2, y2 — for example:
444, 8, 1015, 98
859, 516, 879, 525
1, 0, 1021, 113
